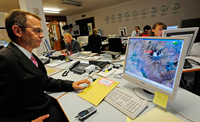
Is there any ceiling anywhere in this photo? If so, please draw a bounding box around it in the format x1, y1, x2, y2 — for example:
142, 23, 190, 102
0, 0, 132, 16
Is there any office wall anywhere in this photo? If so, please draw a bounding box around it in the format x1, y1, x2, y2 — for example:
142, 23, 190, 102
0, 12, 6, 27
69, 0, 200, 36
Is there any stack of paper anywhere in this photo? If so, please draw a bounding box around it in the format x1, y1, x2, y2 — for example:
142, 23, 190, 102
78, 77, 119, 106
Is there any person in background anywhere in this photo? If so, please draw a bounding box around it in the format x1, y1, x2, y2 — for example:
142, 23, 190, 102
0, 9, 90, 122
149, 22, 167, 37
63, 33, 82, 53
87, 29, 101, 53
131, 26, 142, 37
139, 25, 151, 36
48, 28, 55, 49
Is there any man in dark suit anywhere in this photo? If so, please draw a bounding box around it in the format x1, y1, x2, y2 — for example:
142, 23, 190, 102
0, 9, 90, 122
87, 29, 101, 53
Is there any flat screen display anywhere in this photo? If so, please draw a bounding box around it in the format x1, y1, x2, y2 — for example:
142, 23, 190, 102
124, 38, 184, 93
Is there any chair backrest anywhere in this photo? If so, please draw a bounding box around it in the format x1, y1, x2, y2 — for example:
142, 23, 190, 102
108, 38, 122, 52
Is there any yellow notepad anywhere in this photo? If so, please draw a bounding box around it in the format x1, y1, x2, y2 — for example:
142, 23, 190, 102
78, 77, 119, 106
133, 106, 183, 122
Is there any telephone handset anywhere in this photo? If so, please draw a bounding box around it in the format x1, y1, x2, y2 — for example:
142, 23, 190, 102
69, 61, 80, 71
69, 61, 90, 74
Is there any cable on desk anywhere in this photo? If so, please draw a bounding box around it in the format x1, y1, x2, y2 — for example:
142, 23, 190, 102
168, 105, 194, 122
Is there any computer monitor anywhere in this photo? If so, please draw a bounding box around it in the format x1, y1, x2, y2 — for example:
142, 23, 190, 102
167, 25, 179, 30
118, 27, 127, 36
162, 27, 199, 55
122, 37, 189, 102
97, 29, 102, 36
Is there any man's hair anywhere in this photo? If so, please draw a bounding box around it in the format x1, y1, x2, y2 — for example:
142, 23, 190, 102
93, 29, 98, 34
135, 26, 140, 30
4, 9, 41, 41
63, 33, 73, 40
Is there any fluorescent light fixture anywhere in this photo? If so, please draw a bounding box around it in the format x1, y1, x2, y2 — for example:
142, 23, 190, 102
44, 11, 60, 13
43, 8, 61, 13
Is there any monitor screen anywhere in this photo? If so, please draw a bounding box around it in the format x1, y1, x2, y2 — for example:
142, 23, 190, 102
118, 27, 127, 36
162, 27, 199, 55
123, 37, 189, 102
167, 25, 179, 30
97, 29, 102, 36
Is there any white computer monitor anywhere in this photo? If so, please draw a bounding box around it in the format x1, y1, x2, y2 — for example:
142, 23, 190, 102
122, 37, 189, 102
97, 29, 102, 36
162, 27, 199, 55
167, 25, 179, 30
118, 27, 127, 36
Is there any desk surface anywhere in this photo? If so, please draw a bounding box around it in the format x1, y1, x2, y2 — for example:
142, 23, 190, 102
48, 55, 200, 122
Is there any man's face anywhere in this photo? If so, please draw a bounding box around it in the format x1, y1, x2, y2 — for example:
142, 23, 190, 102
20, 15, 44, 51
135, 27, 138, 31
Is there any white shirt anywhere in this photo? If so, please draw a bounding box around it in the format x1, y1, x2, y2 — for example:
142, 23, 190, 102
12, 42, 32, 59
131, 30, 142, 37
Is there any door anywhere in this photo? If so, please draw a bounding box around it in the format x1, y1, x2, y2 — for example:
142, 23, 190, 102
76, 17, 95, 36
49, 20, 61, 51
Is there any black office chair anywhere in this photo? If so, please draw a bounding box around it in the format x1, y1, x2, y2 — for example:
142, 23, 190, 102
108, 38, 123, 53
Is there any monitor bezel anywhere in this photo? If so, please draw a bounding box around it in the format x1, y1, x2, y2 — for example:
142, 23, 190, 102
162, 27, 199, 55
122, 37, 190, 102
118, 27, 127, 36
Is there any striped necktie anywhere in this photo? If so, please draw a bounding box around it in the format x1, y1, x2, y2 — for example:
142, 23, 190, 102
30, 55, 38, 67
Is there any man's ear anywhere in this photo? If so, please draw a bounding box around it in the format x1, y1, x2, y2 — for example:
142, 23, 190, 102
152, 29, 155, 33
12, 25, 22, 37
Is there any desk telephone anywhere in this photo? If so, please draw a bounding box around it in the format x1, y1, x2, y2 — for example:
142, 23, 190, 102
69, 61, 90, 74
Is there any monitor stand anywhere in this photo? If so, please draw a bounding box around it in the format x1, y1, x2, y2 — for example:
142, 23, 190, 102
134, 88, 154, 101
184, 59, 192, 69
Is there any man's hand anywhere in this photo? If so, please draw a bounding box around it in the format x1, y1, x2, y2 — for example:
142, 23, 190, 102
32, 114, 49, 122
72, 79, 91, 89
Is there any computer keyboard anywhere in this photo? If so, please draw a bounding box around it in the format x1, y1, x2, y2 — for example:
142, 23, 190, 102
105, 87, 148, 120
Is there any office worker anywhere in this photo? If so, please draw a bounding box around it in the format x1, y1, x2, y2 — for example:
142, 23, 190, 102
63, 33, 82, 53
139, 25, 151, 36
131, 26, 142, 37
48, 28, 55, 49
149, 22, 167, 37
0, 9, 90, 122
87, 28, 101, 53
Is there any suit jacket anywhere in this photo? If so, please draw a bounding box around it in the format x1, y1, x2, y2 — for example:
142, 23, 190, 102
0, 42, 74, 121
65, 39, 82, 53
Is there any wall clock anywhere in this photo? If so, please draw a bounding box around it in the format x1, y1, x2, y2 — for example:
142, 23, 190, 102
125, 12, 130, 18
132, 11, 138, 16
141, 9, 148, 15
161, 5, 168, 12
172, 3, 180, 10
105, 16, 109, 21
111, 15, 116, 20
117, 14, 123, 19
150, 7, 157, 14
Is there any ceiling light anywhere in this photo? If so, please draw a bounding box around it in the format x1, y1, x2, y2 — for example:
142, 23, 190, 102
43, 8, 61, 13
44, 11, 60, 13
61, 0, 82, 7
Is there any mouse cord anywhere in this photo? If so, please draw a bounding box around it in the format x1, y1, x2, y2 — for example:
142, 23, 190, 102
168, 105, 194, 122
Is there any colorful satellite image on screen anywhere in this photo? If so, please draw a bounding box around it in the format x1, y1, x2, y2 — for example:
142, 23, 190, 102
125, 38, 183, 89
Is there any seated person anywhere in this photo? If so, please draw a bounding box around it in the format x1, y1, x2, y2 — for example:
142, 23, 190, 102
149, 22, 167, 37
131, 26, 142, 37
139, 25, 151, 36
63, 33, 82, 53
0, 9, 90, 122
87, 29, 101, 53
